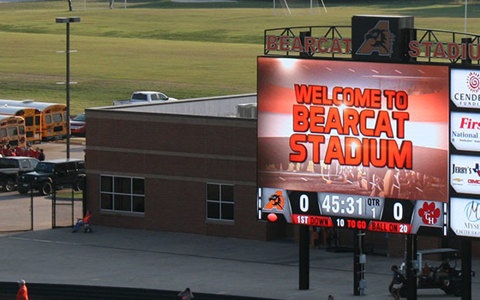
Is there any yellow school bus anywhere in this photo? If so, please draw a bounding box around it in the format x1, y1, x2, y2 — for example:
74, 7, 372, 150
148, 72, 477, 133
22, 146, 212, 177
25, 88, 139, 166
0, 100, 67, 141
0, 116, 26, 148
0, 105, 42, 143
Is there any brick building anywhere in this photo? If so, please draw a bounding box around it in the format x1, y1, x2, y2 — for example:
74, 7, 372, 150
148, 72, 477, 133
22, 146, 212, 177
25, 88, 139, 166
85, 94, 285, 240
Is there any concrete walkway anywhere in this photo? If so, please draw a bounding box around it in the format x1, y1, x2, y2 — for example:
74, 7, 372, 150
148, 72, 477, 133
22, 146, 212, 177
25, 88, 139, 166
0, 227, 479, 299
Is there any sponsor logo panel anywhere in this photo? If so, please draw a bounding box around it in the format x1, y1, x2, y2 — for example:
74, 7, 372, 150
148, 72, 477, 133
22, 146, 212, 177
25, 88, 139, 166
451, 112, 480, 152
451, 197, 480, 237
450, 155, 480, 195
451, 69, 480, 109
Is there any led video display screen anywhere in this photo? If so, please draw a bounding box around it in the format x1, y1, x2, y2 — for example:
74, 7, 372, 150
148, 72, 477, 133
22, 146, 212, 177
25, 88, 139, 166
257, 57, 449, 234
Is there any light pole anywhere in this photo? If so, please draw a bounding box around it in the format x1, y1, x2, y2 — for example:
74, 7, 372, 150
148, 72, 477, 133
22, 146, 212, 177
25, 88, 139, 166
56, 17, 80, 160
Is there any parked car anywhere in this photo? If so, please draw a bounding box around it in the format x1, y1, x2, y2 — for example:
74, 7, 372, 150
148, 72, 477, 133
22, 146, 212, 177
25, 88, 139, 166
0, 156, 38, 192
113, 91, 177, 106
17, 158, 85, 195
70, 112, 86, 136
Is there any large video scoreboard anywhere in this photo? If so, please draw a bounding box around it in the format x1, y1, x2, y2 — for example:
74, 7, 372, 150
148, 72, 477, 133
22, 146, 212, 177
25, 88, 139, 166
257, 57, 453, 235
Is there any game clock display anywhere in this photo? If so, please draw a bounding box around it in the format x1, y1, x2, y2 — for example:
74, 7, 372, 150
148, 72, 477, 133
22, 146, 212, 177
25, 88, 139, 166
258, 188, 445, 235
285, 191, 383, 219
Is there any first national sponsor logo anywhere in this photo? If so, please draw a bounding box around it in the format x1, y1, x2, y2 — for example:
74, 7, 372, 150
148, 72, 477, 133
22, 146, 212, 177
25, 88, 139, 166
451, 112, 480, 152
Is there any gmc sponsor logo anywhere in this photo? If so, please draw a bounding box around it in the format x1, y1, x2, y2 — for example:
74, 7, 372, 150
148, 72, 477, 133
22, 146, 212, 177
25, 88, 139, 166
468, 179, 480, 184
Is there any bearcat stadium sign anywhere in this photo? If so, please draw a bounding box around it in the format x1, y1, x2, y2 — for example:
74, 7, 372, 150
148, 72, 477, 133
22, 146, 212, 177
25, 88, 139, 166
264, 15, 480, 64
266, 35, 480, 61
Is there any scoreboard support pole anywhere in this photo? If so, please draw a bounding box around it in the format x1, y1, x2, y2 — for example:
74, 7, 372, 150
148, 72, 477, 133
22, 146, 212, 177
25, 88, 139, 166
406, 235, 417, 300
299, 225, 310, 290
461, 238, 472, 300
353, 230, 365, 295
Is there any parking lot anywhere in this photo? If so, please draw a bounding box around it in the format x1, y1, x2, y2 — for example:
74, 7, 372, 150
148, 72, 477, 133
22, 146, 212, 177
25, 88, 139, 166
39, 138, 86, 161
0, 139, 85, 232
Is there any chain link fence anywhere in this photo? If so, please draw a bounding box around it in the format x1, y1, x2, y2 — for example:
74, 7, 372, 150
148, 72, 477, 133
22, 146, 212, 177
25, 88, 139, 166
52, 186, 84, 229
0, 185, 83, 232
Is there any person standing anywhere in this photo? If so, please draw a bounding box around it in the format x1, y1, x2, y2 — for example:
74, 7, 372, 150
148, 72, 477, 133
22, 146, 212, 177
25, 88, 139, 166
38, 149, 45, 161
389, 265, 404, 300
177, 288, 194, 300
34, 147, 41, 160
16, 279, 28, 300
4, 146, 12, 157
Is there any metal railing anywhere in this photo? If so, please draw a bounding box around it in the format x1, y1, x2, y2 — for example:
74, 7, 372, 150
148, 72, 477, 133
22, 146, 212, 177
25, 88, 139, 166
264, 26, 480, 65
264, 25, 351, 58
414, 28, 480, 64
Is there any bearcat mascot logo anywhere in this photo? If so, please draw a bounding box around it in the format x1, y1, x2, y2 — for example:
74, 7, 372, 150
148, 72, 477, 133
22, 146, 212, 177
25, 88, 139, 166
264, 190, 284, 210
356, 20, 395, 57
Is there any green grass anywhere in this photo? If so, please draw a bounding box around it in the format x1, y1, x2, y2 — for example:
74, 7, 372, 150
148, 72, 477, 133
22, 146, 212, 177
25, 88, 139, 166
55, 189, 83, 199
0, 0, 478, 114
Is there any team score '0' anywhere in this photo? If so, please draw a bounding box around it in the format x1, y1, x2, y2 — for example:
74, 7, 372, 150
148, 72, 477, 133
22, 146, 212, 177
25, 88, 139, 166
381, 200, 414, 224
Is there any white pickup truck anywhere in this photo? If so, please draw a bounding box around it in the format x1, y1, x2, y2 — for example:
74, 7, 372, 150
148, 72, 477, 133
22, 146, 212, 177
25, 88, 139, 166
113, 91, 177, 106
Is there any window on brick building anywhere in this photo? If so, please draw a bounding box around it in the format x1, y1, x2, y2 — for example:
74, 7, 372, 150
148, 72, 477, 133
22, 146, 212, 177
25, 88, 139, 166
100, 175, 145, 213
206, 183, 234, 221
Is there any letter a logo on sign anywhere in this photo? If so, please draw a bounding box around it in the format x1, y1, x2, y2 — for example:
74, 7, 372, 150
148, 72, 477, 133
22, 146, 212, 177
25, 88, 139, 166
264, 190, 284, 211
356, 20, 395, 57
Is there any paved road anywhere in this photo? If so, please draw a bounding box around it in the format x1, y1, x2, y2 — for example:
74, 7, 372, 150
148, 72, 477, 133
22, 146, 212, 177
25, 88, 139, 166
40, 138, 85, 161
0, 226, 479, 300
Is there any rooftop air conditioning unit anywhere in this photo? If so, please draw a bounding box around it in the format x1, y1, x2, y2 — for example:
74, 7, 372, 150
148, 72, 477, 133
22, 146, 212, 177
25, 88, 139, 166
236, 103, 257, 119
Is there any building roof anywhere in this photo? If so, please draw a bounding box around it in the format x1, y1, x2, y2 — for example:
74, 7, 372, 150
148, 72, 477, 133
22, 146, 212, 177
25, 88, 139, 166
89, 94, 257, 119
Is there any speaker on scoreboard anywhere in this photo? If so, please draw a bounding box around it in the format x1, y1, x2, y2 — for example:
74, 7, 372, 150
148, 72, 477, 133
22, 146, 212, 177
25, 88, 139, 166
299, 31, 312, 58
